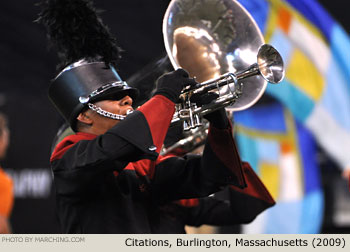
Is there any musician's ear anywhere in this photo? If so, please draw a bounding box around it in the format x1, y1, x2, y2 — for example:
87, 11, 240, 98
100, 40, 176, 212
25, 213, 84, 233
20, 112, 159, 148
77, 110, 93, 125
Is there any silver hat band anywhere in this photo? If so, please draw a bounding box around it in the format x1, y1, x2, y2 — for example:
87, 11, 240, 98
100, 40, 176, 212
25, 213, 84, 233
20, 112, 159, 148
88, 103, 133, 121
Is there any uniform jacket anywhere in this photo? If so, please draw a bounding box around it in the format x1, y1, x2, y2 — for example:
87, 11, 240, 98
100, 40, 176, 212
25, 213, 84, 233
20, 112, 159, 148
51, 95, 248, 233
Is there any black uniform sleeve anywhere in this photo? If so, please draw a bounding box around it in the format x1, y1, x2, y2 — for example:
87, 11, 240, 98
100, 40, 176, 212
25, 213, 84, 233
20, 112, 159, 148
185, 163, 276, 227
51, 111, 158, 196
185, 190, 271, 227
184, 196, 242, 227
151, 123, 247, 202
52, 111, 157, 170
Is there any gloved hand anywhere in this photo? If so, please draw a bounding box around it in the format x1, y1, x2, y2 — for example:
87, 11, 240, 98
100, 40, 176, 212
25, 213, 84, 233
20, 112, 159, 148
153, 68, 197, 103
190, 92, 229, 129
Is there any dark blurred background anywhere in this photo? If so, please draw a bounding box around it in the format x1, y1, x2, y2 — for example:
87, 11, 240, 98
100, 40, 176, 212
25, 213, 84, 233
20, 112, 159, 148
0, 0, 348, 233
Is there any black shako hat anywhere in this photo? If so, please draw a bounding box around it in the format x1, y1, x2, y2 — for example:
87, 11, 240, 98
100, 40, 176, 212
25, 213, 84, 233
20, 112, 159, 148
37, 0, 139, 130
49, 60, 139, 130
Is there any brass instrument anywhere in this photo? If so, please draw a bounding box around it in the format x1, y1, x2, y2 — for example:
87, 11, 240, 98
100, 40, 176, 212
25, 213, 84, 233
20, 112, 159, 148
161, 122, 209, 156
163, 0, 285, 130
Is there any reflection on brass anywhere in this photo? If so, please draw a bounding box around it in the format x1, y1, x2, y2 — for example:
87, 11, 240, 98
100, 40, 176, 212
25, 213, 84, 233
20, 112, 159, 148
173, 0, 236, 49
174, 27, 219, 82
163, 0, 269, 111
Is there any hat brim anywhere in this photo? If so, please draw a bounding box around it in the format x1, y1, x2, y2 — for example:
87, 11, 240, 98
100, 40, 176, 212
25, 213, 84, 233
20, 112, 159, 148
90, 86, 139, 103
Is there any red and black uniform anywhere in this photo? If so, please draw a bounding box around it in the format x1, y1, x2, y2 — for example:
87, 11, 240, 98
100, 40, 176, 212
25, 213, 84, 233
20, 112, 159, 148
151, 162, 275, 233
51, 95, 247, 233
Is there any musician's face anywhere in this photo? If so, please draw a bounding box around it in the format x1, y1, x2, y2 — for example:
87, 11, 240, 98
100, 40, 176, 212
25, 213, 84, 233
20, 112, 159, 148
77, 95, 133, 135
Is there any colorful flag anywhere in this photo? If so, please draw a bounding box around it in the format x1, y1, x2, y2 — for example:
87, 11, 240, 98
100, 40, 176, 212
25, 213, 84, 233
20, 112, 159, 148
233, 102, 324, 233
237, 0, 350, 171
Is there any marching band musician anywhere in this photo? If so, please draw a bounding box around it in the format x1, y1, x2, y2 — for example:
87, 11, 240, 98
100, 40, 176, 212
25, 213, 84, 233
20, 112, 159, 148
39, 0, 274, 233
